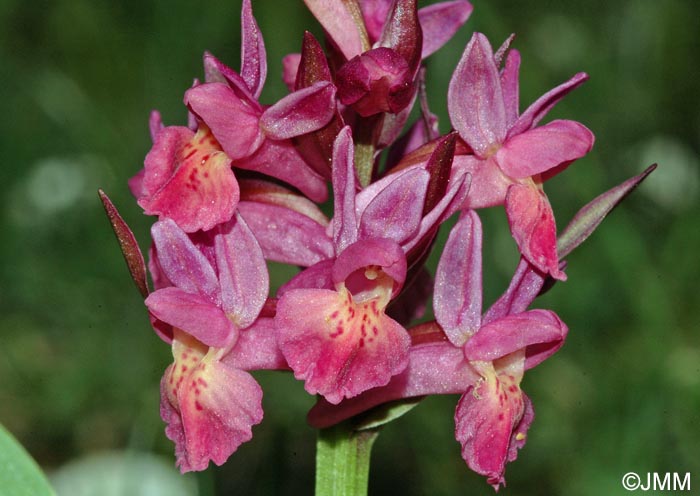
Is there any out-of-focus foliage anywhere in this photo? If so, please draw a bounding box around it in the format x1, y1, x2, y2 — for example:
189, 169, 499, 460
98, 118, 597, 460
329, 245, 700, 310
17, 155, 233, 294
1, 1, 698, 495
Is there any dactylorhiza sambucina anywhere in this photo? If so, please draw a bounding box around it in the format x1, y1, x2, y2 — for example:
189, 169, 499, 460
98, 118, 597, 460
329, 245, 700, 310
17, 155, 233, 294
101, 0, 655, 490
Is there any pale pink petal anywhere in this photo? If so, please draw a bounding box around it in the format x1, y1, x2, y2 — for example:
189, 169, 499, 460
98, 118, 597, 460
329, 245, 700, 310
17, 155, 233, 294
482, 257, 546, 325
202, 52, 260, 110
509, 72, 588, 137
215, 214, 268, 328
303, 0, 366, 60
464, 309, 567, 369
505, 184, 566, 280
151, 219, 220, 299
418, 0, 473, 58
149, 110, 164, 142
162, 356, 263, 472
238, 201, 334, 267
277, 259, 335, 296
358, 0, 391, 44
378, 0, 422, 73
223, 317, 288, 371
276, 287, 410, 404
146, 287, 235, 348
455, 370, 526, 490
185, 83, 264, 160
434, 210, 482, 346
260, 82, 336, 139
448, 33, 507, 157
240, 0, 267, 99
500, 49, 520, 129
332, 127, 359, 252
235, 138, 328, 203
358, 168, 429, 244
452, 154, 511, 209
496, 119, 594, 179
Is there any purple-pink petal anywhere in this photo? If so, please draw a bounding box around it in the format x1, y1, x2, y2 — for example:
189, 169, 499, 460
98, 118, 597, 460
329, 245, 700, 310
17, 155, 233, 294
434, 210, 482, 346
151, 219, 220, 300
214, 214, 268, 329
332, 238, 407, 293
496, 119, 594, 179
185, 83, 264, 161
448, 33, 507, 157
332, 127, 359, 252
418, 0, 473, 59
464, 309, 567, 368
509, 72, 589, 137
260, 81, 337, 139
303, 0, 366, 60
145, 287, 236, 348
358, 167, 429, 244
239, 0, 267, 99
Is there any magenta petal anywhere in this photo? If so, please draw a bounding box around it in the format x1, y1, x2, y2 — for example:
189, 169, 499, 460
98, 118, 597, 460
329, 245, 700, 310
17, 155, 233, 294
482, 257, 546, 325
453, 155, 511, 209
202, 52, 260, 110
260, 81, 336, 139
448, 33, 507, 157
223, 317, 288, 371
146, 287, 235, 348
509, 72, 589, 137
277, 258, 335, 295
185, 83, 263, 160
418, 0, 473, 58
500, 49, 521, 129
240, 0, 267, 99
496, 120, 594, 179
151, 219, 220, 299
235, 138, 328, 203
238, 201, 334, 267
464, 309, 567, 368
149, 110, 164, 142
161, 358, 263, 472
276, 288, 410, 404
434, 210, 482, 346
303, 0, 366, 60
358, 168, 429, 244
505, 183, 565, 280
455, 371, 526, 490
215, 214, 268, 329
332, 127, 359, 252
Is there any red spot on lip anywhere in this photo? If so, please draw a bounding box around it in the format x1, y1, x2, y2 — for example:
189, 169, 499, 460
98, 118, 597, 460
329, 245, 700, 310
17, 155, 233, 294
359, 338, 365, 347
372, 326, 378, 335
195, 401, 204, 411
498, 413, 505, 421
197, 377, 208, 387
509, 385, 518, 393
330, 310, 339, 319
183, 149, 197, 160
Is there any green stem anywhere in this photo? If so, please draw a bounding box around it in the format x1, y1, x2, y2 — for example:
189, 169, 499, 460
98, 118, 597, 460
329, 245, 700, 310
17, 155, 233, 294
315, 423, 379, 496
353, 115, 382, 187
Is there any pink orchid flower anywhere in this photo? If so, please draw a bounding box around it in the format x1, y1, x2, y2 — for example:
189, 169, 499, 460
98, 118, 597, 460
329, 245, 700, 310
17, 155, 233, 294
143, 215, 285, 472
308, 210, 567, 489
448, 32, 594, 280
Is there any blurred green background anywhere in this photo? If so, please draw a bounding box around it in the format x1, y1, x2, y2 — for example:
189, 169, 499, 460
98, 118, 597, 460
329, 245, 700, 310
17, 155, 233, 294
1, 0, 698, 494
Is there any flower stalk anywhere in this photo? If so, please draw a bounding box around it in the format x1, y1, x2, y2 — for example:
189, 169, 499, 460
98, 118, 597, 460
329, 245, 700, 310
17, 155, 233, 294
315, 423, 378, 496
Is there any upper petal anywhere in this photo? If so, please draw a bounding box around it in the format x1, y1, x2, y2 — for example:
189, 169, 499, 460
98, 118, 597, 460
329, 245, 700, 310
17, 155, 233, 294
260, 82, 337, 140
418, 0, 473, 59
448, 33, 507, 157
434, 210, 483, 346
239, 0, 267, 99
